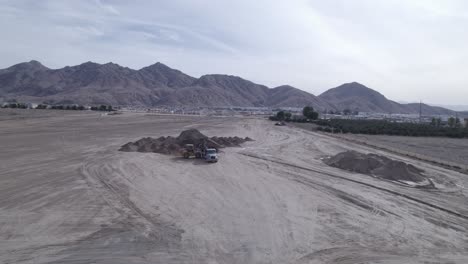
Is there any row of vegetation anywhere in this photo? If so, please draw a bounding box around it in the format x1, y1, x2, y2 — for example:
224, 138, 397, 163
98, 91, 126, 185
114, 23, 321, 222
90, 105, 114, 111
315, 119, 468, 138
1, 103, 29, 109
269, 106, 467, 138
269, 106, 320, 122
430, 117, 461, 128
45, 105, 86, 110
1, 103, 115, 111
326, 109, 359, 115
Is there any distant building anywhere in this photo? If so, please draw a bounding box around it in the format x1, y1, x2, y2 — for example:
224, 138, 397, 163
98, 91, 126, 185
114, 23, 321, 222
26, 103, 38, 109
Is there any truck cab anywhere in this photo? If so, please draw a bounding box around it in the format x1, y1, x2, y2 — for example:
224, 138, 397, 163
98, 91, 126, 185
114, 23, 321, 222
204, 148, 218, 162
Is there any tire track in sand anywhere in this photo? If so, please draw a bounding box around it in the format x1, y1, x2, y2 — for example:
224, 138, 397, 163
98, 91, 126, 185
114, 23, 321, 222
240, 152, 468, 222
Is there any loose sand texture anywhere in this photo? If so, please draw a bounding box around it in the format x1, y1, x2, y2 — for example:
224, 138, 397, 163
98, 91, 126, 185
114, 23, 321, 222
1, 109, 468, 263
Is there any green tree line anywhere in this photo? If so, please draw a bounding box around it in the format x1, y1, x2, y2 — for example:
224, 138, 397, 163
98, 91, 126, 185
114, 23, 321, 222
2, 103, 114, 112
269, 106, 319, 122
316, 119, 468, 138
1, 103, 28, 109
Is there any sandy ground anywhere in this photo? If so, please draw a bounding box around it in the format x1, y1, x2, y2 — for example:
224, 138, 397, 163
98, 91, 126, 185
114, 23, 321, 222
1, 109, 468, 263
342, 134, 468, 166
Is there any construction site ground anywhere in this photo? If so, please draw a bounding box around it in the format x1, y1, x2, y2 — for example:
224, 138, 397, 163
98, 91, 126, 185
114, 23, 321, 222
1, 109, 467, 263
341, 134, 468, 169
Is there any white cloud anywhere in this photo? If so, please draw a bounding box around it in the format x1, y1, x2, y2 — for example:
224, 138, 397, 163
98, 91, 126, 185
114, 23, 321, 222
0, 0, 467, 104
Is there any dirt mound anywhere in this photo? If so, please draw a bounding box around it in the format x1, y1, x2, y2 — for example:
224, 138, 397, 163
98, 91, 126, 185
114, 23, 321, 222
177, 129, 209, 145
119, 136, 181, 154
325, 151, 431, 187
119, 129, 253, 155
325, 151, 385, 174
372, 161, 425, 183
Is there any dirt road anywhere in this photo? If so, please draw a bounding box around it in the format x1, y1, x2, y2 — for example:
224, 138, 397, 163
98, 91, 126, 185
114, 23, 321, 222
1, 110, 467, 263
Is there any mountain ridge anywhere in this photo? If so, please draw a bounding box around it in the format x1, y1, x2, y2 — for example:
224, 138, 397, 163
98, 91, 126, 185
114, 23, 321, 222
0, 61, 456, 115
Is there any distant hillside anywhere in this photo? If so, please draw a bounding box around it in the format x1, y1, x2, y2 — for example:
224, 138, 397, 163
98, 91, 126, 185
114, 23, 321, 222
403, 103, 455, 116
266, 85, 334, 110
458, 111, 468, 119
319, 82, 455, 115
0, 61, 332, 110
0, 61, 457, 115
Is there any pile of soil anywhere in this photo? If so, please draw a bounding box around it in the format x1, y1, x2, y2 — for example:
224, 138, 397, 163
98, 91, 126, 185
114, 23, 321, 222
325, 151, 431, 186
119, 129, 253, 154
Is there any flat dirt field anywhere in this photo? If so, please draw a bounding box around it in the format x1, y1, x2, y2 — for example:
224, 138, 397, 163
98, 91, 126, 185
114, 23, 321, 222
1, 109, 468, 263
342, 134, 468, 167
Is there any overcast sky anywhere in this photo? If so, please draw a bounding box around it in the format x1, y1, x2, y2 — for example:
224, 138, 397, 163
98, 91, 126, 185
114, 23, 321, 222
1, 0, 467, 105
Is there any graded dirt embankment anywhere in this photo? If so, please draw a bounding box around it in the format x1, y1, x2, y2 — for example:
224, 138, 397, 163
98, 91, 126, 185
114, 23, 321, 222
119, 128, 253, 154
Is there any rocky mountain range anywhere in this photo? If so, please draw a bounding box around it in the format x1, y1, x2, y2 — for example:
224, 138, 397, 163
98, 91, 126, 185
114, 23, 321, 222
0, 60, 455, 115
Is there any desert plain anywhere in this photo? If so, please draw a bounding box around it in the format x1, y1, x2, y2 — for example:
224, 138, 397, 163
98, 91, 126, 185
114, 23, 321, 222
1, 109, 468, 263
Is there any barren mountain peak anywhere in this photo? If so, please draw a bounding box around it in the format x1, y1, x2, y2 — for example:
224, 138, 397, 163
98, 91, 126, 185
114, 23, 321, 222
140, 62, 180, 72
318, 81, 454, 114
340, 82, 373, 90
347, 81, 365, 86
28, 60, 43, 65
102, 62, 125, 69
148, 62, 167, 67
326, 82, 385, 97
5, 60, 49, 71
78, 61, 101, 67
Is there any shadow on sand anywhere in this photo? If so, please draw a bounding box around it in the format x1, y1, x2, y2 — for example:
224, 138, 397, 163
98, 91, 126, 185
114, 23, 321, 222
170, 156, 217, 165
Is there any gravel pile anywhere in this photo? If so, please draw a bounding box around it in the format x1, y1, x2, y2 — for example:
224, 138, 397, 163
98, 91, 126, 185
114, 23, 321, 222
119, 129, 253, 154
325, 151, 431, 186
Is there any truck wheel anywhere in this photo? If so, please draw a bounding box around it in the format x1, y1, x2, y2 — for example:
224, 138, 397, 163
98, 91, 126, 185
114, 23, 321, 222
183, 153, 189, 159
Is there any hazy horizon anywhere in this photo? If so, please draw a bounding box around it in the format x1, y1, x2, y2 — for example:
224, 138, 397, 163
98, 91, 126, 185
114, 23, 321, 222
1, 0, 467, 105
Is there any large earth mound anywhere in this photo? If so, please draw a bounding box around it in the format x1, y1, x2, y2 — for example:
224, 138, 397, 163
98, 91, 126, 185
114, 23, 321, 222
325, 151, 433, 187
119, 129, 253, 154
